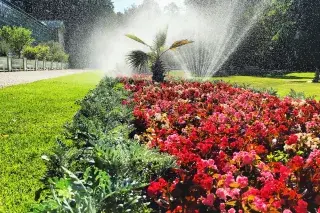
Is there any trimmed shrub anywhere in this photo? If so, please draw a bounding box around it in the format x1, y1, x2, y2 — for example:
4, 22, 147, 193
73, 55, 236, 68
36, 44, 50, 60
23, 44, 53, 60
32, 77, 175, 212
43, 41, 69, 62
22, 46, 37, 59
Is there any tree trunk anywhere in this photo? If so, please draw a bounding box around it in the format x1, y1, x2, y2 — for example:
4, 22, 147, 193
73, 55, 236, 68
152, 59, 165, 82
313, 67, 319, 83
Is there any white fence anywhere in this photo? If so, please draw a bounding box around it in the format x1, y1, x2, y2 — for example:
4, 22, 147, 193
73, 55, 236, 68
0, 56, 68, 72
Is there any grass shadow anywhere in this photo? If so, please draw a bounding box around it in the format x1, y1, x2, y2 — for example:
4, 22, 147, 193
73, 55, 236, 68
265, 75, 312, 80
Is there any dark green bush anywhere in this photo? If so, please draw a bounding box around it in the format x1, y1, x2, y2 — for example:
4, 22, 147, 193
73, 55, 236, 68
32, 77, 176, 213
22, 46, 38, 59
0, 40, 9, 56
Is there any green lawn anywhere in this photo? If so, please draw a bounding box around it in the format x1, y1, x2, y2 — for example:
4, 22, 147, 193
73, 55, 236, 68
169, 71, 320, 100
0, 71, 103, 213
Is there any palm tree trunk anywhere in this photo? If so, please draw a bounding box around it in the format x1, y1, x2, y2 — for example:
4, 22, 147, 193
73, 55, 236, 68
313, 67, 319, 83
152, 59, 165, 82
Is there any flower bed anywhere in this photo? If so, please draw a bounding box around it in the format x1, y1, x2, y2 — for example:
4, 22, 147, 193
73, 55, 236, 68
32, 77, 175, 212
122, 78, 320, 213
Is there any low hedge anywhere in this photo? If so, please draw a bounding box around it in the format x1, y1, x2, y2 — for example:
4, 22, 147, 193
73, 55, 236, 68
31, 77, 175, 212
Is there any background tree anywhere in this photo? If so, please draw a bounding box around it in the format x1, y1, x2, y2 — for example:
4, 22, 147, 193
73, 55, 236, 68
226, 0, 296, 71
184, 0, 216, 9
293, 0, 320, 82
0, 26, 34, 58
164, 2, 180, 15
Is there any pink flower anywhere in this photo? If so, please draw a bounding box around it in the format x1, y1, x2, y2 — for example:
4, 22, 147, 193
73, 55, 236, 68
306, 149, 320, 164
228, 208, 236, 213
216, 188, 229, 201
243, 155, 253, 165
230, 188, 240, 199
232, 151, 256, 166
236, 176, 248, 188
220, 203, 226, 212
225, 172, 235, 186
253, 197, 268, 212
283, 210, 292, 213
202, 193, 215, 206
222, 163, 237, 173
259, 171, 274, 183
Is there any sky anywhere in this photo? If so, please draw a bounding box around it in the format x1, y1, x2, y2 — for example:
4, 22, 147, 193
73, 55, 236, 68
113, 0, 185, 13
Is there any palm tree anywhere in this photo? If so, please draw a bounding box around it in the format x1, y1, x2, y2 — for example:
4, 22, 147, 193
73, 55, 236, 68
126, 29, 193, 82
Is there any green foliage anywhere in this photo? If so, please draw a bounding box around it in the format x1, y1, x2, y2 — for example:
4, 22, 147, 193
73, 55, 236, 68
232, 82, 278, 96
286, 89, 316, 100
0, 40, 10, 56
36, 44, 50, 60
267, 150, 289, 163
43, 41, 69, 62
32, 77, 176, 212
0, 72, 103, 213
55, 51, 69, 63
127, 50, 149, 72
23, 43, 65, 61
126, 30, 193, 82
125, 34, 149, 47
32, 166, 151, 213
0, 26, 34, 57
22, 46, 38, 59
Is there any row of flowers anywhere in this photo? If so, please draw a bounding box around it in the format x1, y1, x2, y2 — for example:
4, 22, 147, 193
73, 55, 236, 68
121, 78, 320, 213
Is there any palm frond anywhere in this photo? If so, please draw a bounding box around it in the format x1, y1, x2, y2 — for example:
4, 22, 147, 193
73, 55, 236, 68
126, 50, 150, 72
169, 39, 194, 50
153, 28, 168, 51
125, 34, 149, 47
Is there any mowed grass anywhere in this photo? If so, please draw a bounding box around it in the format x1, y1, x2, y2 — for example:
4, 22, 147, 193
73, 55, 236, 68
169, 71, 320, 100
0, 71, 103, 213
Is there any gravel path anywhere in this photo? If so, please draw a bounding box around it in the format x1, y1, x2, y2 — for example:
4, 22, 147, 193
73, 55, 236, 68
0, 70, 91, 88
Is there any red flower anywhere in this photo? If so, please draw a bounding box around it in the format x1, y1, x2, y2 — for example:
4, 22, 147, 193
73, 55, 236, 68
121, 78, 320, 211
288, 156, 304, 171
294, 200, 308, 213
147, 178, 167, 197
286, 134, 299, 145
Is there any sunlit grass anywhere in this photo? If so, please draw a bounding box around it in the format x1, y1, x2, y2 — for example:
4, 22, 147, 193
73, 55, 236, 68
0, 71, 103, 212
169, 71, 320, 100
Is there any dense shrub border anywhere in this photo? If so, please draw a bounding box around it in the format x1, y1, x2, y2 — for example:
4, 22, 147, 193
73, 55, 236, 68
32, 77, 175, 212
122, 78, 320, 213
